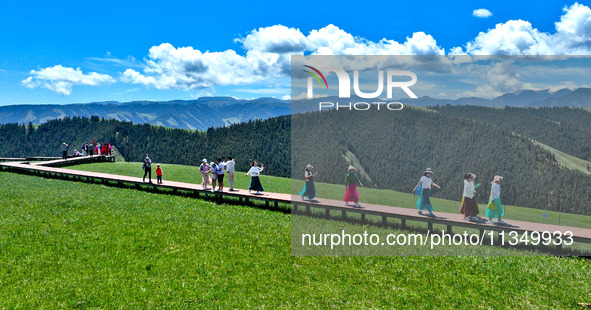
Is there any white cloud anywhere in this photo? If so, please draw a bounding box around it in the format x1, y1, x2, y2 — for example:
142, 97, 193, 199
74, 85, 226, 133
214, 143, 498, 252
22, 65, 115, 95
307, 25, 444, 55
455, 3, 591, 55
88, 55, 141, 68
473, 9, 492, 18
455, 20, 553, 55
461, 62, 524, 98
291, 92, 330, 100
120, 24, 444, 90
119, 42, 290, 90
237, 25, 310, 53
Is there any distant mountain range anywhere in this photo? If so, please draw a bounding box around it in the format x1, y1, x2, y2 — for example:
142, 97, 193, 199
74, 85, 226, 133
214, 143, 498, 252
0, 97, 290, 131
1, 88, 591, 130
396, 88, 585, 107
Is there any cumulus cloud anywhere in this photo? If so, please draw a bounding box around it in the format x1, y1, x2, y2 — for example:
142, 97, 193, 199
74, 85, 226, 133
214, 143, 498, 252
461, 62, 525, 98
455, 2, 591, 55
307, 25, 444, 55
121, 24, 445, 90
22, 65, 115, 95
473, 9, 492, 18
237, 25, 310, 53
120, 42, 290, 90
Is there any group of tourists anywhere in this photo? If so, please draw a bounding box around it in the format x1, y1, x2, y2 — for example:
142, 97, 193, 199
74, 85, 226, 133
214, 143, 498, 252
141, 155, 266, 195
300, 165, 507, 225
60, 141, 112, 159
198, 157, 238, 193
80, 142, 112, 157
198, 157, 265, 194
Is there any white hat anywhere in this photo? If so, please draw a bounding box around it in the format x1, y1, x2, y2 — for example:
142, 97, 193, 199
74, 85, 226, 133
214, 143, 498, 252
493, 175, 504, 182
306, 164, 313, 170
424, 168, 433, 174
202, 158, 207, 163
348, 165, 356, 171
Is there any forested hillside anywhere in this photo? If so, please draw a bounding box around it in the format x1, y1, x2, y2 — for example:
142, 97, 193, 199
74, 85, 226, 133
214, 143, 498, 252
430, 106, 591, 161
292, 107, 591, 215
0, 116, 290, 177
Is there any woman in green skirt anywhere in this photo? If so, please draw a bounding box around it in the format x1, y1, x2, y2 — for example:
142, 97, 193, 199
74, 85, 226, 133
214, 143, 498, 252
412, 168, 441, 216
486, 175, 506, 224
299, 164, 318, 201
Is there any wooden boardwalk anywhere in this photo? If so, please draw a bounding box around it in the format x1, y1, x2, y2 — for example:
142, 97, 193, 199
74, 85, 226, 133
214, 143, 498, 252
1, 156, 591, 249
0, 156, 290, 208
292, 196, 591, 245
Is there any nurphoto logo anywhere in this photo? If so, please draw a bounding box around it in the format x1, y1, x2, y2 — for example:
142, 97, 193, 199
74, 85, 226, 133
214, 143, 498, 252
304, 65, 417, 111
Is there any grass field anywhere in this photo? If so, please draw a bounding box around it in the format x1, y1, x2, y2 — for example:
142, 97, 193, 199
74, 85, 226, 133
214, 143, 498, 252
68, 162, 591, 229
68, 162, 291, 194
1, 171, 591, 308
532, 138, 591, 175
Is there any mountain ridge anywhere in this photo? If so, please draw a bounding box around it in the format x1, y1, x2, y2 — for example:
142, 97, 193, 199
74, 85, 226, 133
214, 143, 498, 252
2, 87, 591, 129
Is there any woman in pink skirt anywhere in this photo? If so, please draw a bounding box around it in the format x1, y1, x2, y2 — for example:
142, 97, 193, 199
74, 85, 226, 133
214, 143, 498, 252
344, 165, 364, 208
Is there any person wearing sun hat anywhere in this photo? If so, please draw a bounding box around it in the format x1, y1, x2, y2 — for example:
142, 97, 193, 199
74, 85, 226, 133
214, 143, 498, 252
412, 168, 441, 216
460, 173, 481, 221
198, 159, 211, 190
210, 161, 218, 192
344, 165, 363, 208
299, 164, 319, 201
486, 175, 506, 224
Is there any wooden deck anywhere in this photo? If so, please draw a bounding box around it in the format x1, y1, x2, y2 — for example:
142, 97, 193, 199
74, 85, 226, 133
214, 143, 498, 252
0, 157, 26, 162
28, 155, 116, 167
292, 196, 591, 245
1, 156, 590, 250
0, 156, 290, 208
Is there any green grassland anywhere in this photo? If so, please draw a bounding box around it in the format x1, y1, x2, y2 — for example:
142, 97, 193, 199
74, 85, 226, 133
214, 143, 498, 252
69, 162, 291, 194
531, 138, 591, 175
1, 171, 591, 308
69, 162, 591, 229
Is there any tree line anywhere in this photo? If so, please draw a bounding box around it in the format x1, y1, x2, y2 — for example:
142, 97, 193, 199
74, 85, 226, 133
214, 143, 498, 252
0, 116, 290, 177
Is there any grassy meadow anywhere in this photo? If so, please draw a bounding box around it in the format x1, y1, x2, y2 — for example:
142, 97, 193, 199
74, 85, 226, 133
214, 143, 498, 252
1, 170, 591, 308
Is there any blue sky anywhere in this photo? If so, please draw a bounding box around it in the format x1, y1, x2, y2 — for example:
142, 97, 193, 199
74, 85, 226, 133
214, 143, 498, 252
0, 0, 589, 105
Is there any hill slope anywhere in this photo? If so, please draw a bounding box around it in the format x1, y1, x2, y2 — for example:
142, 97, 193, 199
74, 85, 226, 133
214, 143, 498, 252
429, 106, 591, 161
292, 107, 591, 214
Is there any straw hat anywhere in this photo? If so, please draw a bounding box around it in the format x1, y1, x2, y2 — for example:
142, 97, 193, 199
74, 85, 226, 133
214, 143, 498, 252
348, 165, 356, 171
493, 175, 504, 182
306, 164, 313, 170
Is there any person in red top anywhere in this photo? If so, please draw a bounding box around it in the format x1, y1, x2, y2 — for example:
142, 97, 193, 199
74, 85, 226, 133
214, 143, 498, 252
156, 164, 163, 184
